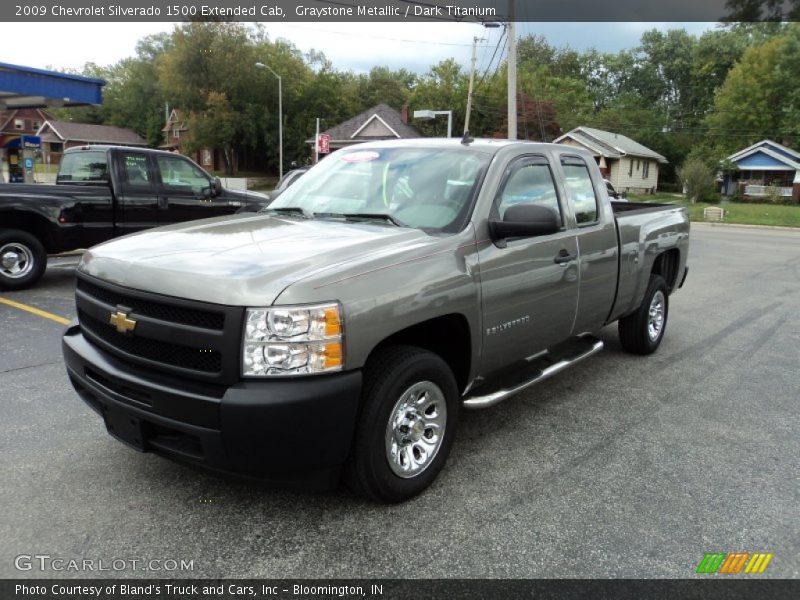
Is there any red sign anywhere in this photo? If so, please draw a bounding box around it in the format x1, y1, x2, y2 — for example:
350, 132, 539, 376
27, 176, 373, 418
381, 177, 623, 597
318, 133, 331, 154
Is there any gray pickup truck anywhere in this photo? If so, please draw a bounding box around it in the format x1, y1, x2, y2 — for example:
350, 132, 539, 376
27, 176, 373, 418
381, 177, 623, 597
62, 138, 689, 502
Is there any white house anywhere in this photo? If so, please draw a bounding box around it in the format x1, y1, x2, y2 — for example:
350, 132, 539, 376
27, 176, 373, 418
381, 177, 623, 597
554, 126, 667, 194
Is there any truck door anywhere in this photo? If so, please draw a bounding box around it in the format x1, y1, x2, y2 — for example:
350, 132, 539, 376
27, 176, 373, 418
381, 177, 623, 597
477, 155, 579, 373
557, 154, 618, 334
116, 150, 160, 235
154, 154, 231, 224
55, 149, 115, 246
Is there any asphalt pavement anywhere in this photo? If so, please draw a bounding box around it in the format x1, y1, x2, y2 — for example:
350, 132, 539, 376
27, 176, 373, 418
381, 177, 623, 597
0, 225, 797, 579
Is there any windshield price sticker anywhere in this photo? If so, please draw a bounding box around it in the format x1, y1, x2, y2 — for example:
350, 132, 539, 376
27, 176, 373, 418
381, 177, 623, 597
340, 151, 380, 163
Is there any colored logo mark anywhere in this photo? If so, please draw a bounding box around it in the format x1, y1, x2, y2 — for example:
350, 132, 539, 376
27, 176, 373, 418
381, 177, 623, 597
696, 552, 773, 574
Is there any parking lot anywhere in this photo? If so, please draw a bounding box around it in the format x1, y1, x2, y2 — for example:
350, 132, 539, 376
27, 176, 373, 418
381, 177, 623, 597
0, 224, 798, 579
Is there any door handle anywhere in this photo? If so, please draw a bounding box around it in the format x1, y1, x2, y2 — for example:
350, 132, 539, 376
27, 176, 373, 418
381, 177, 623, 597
554, 249, 576, 265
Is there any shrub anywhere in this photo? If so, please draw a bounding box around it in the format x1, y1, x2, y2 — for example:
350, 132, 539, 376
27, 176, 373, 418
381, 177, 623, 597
677, 157, 715, 204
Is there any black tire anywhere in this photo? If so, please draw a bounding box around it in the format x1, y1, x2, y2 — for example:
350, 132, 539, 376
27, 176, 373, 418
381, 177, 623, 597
345, 345, 459, 503
618, 274, 669, 355
0, 229, 47, 291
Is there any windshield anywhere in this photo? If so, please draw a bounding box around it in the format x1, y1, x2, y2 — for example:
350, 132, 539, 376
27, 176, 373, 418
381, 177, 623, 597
269, 146, 490, 231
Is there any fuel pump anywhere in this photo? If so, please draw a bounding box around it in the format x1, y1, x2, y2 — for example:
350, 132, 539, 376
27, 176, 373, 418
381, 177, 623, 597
5, 135, 40, 183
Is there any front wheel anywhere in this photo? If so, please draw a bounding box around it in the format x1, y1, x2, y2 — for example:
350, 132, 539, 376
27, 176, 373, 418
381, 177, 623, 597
618, 274, 669, 355
345, 346, 459, 503
0, 230, 47, 291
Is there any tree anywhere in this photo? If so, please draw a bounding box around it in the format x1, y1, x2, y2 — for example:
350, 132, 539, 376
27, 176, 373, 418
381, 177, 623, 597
409, 59, 468, 137
704, 37, 786, 155
157, 22, 263, 174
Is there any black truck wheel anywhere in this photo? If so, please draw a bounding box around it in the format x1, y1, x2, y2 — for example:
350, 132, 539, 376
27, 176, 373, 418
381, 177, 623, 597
345, 345, 459, 503
618, 274, 669, 355
0, 230, 47, 291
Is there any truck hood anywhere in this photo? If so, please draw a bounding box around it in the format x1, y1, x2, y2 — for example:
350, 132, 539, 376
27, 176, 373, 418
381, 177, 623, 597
226, 188, 269, 204
79, 214, 433, 306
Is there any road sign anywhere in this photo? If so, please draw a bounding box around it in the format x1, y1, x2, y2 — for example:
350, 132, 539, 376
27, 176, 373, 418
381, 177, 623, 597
318, 133, 331, 154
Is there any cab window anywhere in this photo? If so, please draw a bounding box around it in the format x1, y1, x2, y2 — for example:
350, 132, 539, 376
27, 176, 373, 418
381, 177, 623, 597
156, 155, 211, 196
121, 153, 152, 186
561, 157, 599, 225
57, 151, 108, 183
496, 157, 563, 226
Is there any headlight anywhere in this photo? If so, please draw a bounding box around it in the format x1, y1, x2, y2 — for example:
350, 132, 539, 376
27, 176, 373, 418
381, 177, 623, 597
242, 303, 343, 376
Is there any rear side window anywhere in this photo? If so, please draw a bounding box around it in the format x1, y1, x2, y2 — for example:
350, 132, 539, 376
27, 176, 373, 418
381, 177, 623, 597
121, 153, 152, 186
561, 157, 599, 225
498, 159, 562, 225
57, 151, 108, 183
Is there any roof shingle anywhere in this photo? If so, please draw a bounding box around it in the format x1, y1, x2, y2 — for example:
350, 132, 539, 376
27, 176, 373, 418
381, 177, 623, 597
41, 120, 146, 146
555, 126, 667, 163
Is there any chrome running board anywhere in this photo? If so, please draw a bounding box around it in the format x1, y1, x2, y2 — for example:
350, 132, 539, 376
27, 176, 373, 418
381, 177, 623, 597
462, 336, 604, 409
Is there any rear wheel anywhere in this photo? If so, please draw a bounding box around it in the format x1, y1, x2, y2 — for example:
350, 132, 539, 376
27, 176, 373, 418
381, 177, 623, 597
618, 274, 669, 355
345, 346, 459, 503
0, 230, 47, 291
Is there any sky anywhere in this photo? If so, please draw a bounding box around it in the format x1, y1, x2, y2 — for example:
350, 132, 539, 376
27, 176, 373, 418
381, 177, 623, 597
0, 21, 717, 75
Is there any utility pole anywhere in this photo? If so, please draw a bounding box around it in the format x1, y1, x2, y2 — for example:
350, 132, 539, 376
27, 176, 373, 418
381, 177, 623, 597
464, 36, 483, 135
507, 0, 517, 140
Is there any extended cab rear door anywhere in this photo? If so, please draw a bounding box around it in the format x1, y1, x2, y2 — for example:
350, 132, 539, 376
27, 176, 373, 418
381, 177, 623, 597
153, 153, 231, 224
477, 153, 579, 374
556, 153, 618, 333
115, 149, 160, 235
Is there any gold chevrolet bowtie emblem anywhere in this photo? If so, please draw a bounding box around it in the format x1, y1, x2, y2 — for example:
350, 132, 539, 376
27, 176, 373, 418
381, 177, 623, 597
109, 310, 137, 334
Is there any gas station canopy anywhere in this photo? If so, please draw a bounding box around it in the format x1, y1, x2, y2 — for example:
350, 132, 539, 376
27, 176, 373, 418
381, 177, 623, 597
0, 61, 104, 109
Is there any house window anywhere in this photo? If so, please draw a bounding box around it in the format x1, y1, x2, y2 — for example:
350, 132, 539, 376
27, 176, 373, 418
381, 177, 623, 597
49, 143, 63, 153
202, 149, 212, 166
643, 161, 650, 179
636, 160, 640, 171
173, 128, 180, 138
14, 119, 24, 130
32, 121, 41, 130
628, 159, 633, 177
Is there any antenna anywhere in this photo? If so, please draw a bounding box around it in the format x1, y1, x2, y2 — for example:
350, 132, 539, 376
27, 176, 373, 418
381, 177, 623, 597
461, 131, 474, 146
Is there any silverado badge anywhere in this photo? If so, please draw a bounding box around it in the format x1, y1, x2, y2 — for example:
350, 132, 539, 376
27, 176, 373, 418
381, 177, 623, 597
109, 310, 137, 334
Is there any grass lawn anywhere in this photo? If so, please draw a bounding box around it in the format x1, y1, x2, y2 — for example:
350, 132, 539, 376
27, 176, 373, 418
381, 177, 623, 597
627, 193, 800, 228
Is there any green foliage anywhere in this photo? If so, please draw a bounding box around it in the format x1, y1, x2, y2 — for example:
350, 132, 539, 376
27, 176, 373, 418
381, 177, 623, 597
678, 156, 716, 203
50, 21, 797, 181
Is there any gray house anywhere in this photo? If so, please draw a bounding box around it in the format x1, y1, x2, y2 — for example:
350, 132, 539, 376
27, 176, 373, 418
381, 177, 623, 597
554, 126, 667, 194
308, 104, 421, 154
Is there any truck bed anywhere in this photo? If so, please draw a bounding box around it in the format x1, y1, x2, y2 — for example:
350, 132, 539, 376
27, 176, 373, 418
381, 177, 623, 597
611, 200, 676, 215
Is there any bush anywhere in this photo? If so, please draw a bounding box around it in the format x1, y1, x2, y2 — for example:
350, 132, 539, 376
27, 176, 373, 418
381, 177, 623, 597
677, 157, 716, 204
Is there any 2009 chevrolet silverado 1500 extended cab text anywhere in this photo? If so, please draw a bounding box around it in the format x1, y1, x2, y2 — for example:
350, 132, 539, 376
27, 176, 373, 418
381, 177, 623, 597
62, 139, 689, 502
0, 145, 269, 290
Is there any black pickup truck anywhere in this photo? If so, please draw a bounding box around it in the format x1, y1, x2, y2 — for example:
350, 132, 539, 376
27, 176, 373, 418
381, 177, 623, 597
0, 145, 269, 290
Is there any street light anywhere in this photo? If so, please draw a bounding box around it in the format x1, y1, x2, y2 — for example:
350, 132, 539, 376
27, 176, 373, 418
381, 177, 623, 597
413, 109, 453, 138
255, 62, 283, 180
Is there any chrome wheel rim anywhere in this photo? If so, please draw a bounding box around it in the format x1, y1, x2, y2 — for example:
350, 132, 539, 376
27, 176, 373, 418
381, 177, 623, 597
0, 243, 34, 279
648, 290, 665, 341
385, 381, 447, 478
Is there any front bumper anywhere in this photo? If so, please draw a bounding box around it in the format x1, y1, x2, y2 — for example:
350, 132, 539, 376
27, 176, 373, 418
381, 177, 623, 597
63, 324, 362, 488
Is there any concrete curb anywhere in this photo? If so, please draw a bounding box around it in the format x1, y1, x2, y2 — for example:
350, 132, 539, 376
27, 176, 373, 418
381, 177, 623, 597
691, 221, 800, 232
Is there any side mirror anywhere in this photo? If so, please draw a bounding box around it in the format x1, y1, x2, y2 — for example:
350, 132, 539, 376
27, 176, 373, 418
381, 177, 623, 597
488, 204, 560, 241
213, 177, 223, 196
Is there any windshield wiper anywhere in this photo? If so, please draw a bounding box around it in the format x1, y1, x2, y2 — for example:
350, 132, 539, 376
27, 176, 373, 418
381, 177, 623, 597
314, 212, 407, 227
263, 206, 314, 219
